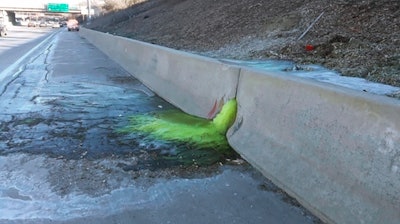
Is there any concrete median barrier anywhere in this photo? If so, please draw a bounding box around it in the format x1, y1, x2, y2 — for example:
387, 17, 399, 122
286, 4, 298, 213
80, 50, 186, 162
227, 68, 400, 224
80, 28, 400, 224
80, 28, 239, 118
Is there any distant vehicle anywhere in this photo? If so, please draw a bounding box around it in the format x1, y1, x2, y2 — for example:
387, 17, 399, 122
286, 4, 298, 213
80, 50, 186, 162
0, 23, 7, 36
52, 23, 60, 28
39, 21, 47, 27
28, 21, 37, 27
16, 19, 27, 26
67, 19, 79, 31
20, 21, 29, 26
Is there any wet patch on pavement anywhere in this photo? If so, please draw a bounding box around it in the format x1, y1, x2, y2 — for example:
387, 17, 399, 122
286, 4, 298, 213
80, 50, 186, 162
0, 39, 235, 173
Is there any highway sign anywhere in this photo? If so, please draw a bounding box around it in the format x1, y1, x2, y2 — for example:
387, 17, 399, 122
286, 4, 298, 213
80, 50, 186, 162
47, 3, 69, 12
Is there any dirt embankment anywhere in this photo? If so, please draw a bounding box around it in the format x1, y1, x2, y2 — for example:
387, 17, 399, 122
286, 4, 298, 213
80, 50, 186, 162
87, 0, 400, 90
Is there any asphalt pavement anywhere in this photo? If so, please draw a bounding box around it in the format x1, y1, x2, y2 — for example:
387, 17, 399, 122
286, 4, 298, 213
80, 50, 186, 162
0, 27, 322, 224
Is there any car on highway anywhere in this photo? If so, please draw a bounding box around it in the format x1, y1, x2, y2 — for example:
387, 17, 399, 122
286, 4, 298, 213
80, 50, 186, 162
67, 19, 79, 31
28, 21, 38, 27
59, 21, 67, 27
52, 23, 61, 28
39, 21, 47, 27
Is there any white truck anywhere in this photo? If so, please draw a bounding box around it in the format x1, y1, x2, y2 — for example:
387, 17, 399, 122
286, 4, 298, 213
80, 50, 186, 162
0, 10, 8, 37
0, 22, 7, 37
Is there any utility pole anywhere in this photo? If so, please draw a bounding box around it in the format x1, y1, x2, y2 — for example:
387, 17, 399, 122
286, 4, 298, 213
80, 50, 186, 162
87, 0, 91, 21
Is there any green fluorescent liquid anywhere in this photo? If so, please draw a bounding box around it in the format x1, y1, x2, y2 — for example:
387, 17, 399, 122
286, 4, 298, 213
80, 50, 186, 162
122, 99, 237, 165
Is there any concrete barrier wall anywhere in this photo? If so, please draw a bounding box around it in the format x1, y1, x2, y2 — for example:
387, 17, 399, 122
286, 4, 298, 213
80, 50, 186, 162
80, 28, 239, 118
227, 69, 400, 224
80, 28, 400, 224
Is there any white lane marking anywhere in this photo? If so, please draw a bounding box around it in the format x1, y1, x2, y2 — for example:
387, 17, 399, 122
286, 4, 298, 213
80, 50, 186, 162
0, 30, 59, 83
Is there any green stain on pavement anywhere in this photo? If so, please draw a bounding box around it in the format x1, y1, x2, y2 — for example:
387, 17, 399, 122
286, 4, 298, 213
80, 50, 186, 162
122, 99, 237, 165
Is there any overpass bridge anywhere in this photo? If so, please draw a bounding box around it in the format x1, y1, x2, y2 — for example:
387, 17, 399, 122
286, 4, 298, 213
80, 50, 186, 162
0, 6, 81, 14
0, 0, 82, 12
0, 1, 89, 25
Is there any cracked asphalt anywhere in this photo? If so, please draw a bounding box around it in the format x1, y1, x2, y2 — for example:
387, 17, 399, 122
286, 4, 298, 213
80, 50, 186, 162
0, 27, 322, 224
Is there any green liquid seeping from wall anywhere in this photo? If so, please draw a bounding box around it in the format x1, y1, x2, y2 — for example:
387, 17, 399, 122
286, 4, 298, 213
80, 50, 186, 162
122, 99, 237, 165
